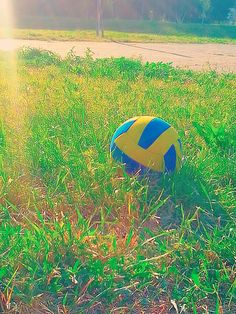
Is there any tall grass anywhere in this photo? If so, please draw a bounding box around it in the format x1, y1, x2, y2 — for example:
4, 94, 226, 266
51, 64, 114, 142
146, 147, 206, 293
0, 48, 235, 313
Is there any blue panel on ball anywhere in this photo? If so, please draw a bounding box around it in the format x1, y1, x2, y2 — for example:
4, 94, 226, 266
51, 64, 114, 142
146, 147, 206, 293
164, 144, 176, 172
110, 119, 136, 151
111, 143, 146, 174
138, 118, 171, 149
178, 139, 182, 151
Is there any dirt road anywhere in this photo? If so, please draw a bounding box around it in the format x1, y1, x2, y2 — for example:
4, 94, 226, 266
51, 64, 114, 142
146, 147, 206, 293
0, 39, 236, 72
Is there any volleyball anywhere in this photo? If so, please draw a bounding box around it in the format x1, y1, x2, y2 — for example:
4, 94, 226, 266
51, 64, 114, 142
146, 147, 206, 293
110, 116, 183, 175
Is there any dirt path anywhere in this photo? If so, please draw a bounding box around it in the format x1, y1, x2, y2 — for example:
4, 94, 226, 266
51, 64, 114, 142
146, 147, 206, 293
0, 39, 236, 72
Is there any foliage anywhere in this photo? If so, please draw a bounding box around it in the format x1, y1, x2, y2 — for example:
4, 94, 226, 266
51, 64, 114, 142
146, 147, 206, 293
228, 7, 236, 23
18, 47, 61, 67
13, 0, 236, 23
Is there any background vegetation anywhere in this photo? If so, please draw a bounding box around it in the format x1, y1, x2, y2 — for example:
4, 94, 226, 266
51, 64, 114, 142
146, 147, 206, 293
0, 48, 235, 313
14, 0, 236, 24
9, 1, 236, 43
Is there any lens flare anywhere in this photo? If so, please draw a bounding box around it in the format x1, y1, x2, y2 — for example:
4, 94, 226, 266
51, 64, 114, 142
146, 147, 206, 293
0, 1, 29, 178
0, 0, 14, 37
0, 0, 17, 88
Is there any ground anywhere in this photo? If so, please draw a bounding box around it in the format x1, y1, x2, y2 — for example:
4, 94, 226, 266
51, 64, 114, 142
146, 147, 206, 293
0, 39, 236, 72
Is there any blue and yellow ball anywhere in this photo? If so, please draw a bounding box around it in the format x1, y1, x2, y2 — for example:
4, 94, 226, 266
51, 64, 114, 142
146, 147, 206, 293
110, 116, 183, 175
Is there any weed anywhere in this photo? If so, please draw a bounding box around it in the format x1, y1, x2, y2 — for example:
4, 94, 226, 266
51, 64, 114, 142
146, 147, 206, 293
18, 47, 61, 67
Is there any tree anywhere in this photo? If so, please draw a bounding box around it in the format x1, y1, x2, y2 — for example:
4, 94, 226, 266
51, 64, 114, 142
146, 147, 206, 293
13, 0, 235, 23
210, 0, 235, 22
96, 0, 103, 37
228, 7, 236, 24
163, 0, 200, 23
199, 0, 211, 23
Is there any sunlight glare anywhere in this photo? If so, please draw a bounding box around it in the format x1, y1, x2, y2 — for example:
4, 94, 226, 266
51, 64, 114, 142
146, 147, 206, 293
0, 0, 15, 39
0, 0, 28, 176
0, 0, 17, 83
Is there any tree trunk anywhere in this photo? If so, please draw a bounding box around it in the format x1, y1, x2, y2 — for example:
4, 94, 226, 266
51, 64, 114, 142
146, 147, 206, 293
96, 0, 103, 37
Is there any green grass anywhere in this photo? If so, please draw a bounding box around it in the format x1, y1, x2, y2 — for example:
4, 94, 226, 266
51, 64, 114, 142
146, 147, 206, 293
0, 48, 236, 313
9, 28, 236, 44
2, 19, 236, 43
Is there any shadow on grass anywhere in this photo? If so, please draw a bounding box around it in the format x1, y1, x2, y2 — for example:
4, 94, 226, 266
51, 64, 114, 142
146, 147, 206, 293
146, 161, 232, 230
